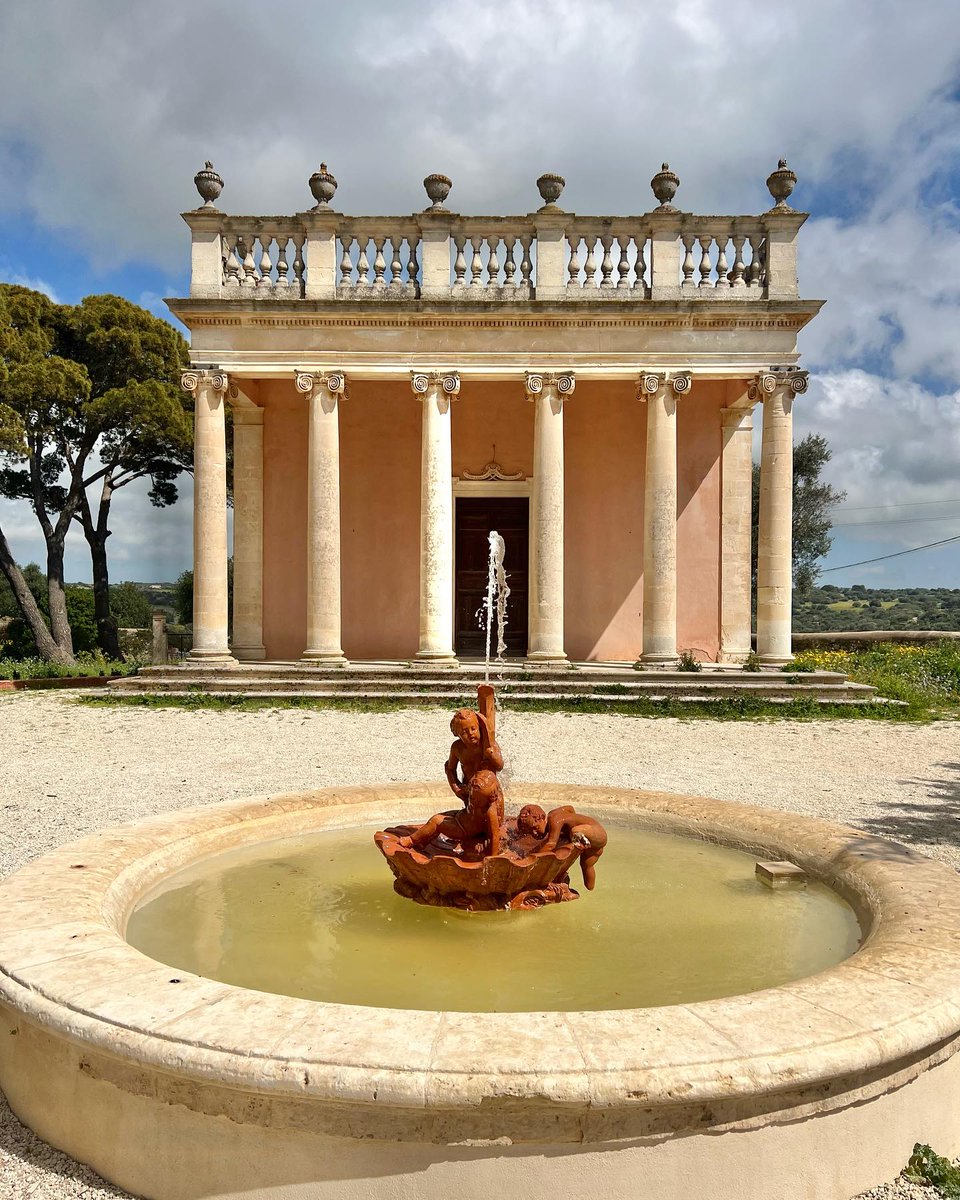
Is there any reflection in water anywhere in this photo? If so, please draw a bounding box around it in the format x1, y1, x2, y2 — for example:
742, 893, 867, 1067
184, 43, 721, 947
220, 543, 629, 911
126, 822, 861, 1013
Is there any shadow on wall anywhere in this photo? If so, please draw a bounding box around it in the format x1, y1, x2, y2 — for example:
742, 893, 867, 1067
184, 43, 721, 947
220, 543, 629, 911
853, 763, 960, 852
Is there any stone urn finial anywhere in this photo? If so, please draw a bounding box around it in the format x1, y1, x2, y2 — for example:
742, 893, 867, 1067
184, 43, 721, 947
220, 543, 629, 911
423, 173, 452, 211
536, 173, 565, 210
193, 161, 223, 209
766, 158, 797, 209
650, 162, 680, 210
309, 163, 338, 210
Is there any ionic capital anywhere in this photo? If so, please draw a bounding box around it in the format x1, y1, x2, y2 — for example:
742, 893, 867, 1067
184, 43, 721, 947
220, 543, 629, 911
635, 371, 692, 402
525, 372, 575, 413
295, 369, 348, 407
411, 371, 460, 413
748, 367, 808, 402
181, 368, 229, 396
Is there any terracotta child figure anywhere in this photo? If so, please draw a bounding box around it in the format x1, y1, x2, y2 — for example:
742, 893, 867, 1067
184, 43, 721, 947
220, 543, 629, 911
536, 805, 608, 890
399, 769, 504, 856
444, 683, 504, 804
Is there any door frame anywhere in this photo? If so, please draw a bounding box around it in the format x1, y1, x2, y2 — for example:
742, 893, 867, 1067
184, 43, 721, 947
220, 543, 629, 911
452, 478, 534, 658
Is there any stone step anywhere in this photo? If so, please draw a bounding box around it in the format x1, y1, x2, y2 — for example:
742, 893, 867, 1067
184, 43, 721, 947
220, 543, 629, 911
107, 687, 887, 706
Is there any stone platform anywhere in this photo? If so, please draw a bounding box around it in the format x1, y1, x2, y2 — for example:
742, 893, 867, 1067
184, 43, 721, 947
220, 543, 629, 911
111, 660, 879, 704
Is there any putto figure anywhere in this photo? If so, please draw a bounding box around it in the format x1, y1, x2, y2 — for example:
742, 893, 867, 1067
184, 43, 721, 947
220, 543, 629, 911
444, 683, 503, 803
375, 685, 608, 911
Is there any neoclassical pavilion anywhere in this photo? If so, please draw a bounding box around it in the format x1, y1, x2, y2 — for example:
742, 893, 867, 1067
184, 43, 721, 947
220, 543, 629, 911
171, 161, 819, 669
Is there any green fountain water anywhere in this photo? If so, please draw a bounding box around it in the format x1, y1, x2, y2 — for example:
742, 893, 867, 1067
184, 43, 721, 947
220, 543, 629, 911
126, 817, 860, 1012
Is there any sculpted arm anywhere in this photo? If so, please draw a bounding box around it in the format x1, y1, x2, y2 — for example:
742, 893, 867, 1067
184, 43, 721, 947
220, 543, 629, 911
539, 806, 575, 853
445, 743, 467, 802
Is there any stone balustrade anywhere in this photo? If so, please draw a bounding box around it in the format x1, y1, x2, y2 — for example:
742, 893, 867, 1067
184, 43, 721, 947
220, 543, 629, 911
183, 162, 806, 304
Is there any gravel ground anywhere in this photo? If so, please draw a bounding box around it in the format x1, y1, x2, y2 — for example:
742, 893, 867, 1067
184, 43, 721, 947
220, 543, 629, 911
1, 690, 958, 1199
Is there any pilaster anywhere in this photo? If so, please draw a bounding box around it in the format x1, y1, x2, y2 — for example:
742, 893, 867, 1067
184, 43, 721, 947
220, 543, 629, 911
718, 393, 755, 663
230, 400, 266, 660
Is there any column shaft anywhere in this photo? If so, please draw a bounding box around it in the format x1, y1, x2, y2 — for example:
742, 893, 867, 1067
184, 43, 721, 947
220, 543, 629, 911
184, 371, 234, 662
640, 379, 680, 665
718, 404, 754, 662
231, 406, 265, 660
756, 386, 794, 663
300, 373, 347, 664
526, 373, 573, 665
413, 373, 458, 666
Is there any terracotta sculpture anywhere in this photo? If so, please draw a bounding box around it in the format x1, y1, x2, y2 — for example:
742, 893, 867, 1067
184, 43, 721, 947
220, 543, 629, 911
444, 683, 503, 803
375, 685, 607, 911
399, 768, 504, 857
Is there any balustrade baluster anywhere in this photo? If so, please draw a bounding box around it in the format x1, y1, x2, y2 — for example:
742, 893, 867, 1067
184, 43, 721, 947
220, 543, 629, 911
519, 235, 533, 288
258, 236, 273, 290
240, 237, 257, 289
486, 236, 500, 289
453, 236, 467, 286
715, 238, 730, 289
224, 234, 241, 288
567, 236, 581, 288
698, 236, 713, 288
746, 236, 762, 287
503, 238, 517, 288
470, 237, 483, 287
599, 234, 614, 289
372, 237, 387, 289
584, 236, 597, 288
390, 238, 403, 290
681, 234, 696, 286
729, 235, 746, 287
292, 235, 305, 295
617, 237, 631, 289
357, 239, 370, 289
406, 237, 419, 293
275, 235, 289, 291
635, 236, 648, 292
339, 238, 354, 289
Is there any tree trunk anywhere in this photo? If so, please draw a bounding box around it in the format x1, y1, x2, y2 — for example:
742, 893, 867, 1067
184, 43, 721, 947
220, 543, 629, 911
79, 483, 121, 659
45, 537, 75, 659
0, 525, 73, 663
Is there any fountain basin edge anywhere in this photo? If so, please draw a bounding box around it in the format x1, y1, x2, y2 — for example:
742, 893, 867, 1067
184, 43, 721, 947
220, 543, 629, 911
2, 782, 960, 1200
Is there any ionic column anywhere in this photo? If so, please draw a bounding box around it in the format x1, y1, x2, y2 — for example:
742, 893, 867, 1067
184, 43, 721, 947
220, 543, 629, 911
718, 402, 755, 663
297, 370, 348, 665
181, 369, 235, 663
230, 400, 265, 660
411, 371, 460, 667
637, 371, 691, 666
525, 371, 575, 666
753, 368, 808, 665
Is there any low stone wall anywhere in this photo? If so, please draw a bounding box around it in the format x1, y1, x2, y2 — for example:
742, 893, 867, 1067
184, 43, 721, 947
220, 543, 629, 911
792, 629, 960, 650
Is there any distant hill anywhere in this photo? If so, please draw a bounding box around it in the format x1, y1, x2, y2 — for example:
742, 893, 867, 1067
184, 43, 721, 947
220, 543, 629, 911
794, 585, 960, 632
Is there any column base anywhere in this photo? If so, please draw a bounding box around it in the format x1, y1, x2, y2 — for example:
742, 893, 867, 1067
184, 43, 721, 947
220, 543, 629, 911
187, 650, 237, 666
524, 652, 571, 669
636, 653, 680, 669
300, 651, 349, 667
758, 655, 793, 669
233, 645, 266, 662
412, 652, 460, 669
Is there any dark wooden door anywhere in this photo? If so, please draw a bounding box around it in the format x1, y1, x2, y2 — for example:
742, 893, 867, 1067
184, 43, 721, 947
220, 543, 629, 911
455, 497, 529, 658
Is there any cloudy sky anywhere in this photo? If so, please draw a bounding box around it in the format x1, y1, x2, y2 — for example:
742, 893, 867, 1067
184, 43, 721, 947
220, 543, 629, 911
1, 0, 959, 586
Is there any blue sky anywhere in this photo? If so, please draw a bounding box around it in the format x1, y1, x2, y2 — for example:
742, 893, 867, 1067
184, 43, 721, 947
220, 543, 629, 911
1, 0, 959, 588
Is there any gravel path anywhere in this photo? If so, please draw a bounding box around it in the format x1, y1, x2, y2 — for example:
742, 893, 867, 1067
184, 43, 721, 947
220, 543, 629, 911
1, 691, 958, 1199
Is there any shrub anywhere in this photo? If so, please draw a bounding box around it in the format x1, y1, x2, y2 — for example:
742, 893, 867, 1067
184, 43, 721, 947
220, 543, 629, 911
677, 649, 702, 673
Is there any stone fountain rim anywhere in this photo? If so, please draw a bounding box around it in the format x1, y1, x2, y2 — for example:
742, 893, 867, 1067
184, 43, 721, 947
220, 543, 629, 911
2, 780, 960, 1137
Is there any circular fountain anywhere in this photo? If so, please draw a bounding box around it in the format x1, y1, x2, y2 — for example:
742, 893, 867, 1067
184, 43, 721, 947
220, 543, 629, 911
3, 724, 960, 1200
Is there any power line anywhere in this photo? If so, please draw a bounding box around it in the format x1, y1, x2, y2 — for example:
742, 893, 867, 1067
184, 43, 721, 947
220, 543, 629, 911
834, 514, 960, 529
836, 496, 960, 513
821, 534, 960, 573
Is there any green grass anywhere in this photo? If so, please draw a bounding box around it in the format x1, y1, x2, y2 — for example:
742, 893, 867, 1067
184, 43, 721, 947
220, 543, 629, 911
793, 640, 960, 717
0, 653, 142, 681
79, 691, 925, 722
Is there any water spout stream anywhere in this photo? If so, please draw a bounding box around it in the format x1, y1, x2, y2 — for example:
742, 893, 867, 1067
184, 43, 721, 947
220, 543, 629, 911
482, 530, 510, 684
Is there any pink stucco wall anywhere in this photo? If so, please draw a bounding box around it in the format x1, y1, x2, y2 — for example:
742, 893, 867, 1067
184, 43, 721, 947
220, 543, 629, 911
261, 381, 307, 660
257, 378, 724, 662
